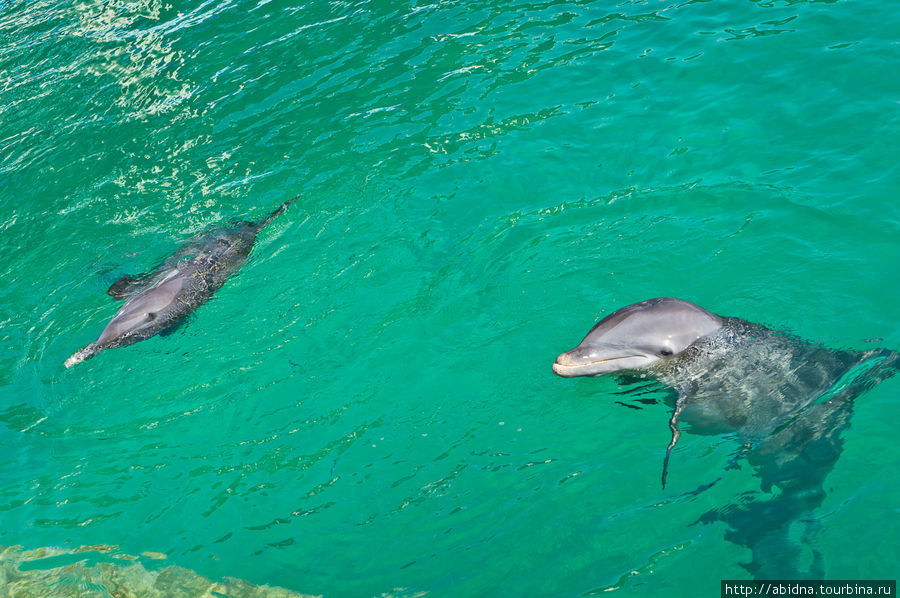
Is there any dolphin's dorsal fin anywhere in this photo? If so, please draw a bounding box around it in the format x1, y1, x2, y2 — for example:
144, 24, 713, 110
661, 395, 687, 489
107, 275, 147, 300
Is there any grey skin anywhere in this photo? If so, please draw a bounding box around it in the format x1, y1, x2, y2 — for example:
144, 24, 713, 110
64, 199, 295, 368
553, 297, 724, 378
553, 297, 898, 578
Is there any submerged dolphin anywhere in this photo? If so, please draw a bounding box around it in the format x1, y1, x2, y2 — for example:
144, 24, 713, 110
553, 297, 897, 577
65, 199, 295, 368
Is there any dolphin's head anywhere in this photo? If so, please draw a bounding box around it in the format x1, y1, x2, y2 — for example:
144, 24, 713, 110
64, 271, 186, 368
552, 297, 723, 377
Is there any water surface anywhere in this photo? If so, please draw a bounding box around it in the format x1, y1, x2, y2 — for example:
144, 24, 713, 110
1, 0, 899, 595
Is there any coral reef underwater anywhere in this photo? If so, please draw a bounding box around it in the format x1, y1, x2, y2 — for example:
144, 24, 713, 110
0, 544, 316, 598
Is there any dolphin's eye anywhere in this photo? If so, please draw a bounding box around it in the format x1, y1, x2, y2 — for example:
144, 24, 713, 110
146, 312, 157, 321
660, 349, 673, 357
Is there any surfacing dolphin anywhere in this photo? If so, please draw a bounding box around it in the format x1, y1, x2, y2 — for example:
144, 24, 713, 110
65, 199, 295, 368
553, 297, 897, 578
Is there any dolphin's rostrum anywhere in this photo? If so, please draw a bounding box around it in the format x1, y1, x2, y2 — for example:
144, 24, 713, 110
65, 199, 295, 368
553, 296, 898, 578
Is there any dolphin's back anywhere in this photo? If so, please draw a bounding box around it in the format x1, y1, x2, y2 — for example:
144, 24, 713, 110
65, 200, 295, 367
651, 318, 895, 438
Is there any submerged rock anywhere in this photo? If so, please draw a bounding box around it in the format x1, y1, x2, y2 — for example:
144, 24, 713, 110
0, 544, 319, 598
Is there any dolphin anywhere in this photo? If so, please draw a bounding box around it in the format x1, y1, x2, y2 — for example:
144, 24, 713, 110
64, 199, 295, 368
553, 297, 898, 578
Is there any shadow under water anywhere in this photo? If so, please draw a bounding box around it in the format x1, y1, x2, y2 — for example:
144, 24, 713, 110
622, 318, 899, 579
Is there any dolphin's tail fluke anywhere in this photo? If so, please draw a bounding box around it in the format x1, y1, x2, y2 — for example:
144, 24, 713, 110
256, 196, 298, 231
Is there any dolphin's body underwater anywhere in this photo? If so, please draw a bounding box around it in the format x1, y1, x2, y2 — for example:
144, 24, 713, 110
65, 200, 294, 368
553, 297, 898, 578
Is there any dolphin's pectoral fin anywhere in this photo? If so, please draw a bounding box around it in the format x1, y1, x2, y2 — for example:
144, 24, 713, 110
158, 325, 177, 337
725, 442, 753, 470
158, 315, 189, 337
107, 275, 150, 300
661, 396, 687, 490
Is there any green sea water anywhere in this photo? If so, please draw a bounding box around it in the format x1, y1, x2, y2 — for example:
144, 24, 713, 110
1, 0, 899, 596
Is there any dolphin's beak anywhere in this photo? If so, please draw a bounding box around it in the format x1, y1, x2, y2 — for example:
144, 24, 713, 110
65, 344, 97, 368
552, 358, 581, 377
65, 352, 85, 368
552, 346, 656, 377
552, 350, 614, 377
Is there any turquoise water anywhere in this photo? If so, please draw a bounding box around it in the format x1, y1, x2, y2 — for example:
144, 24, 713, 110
2, 0, 899, 595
